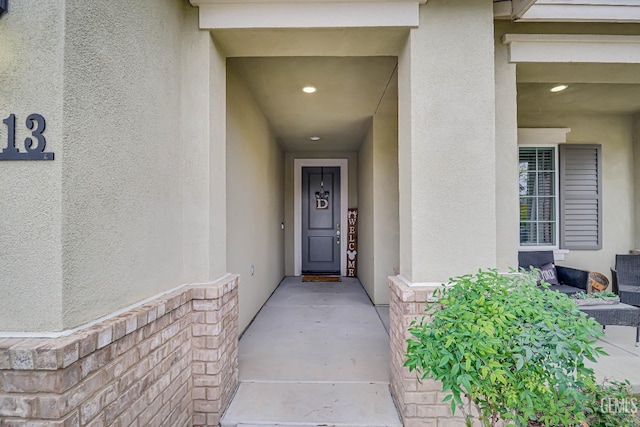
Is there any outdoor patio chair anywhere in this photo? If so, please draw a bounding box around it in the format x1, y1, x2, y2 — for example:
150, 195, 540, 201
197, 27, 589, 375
518, 251, 589, 295
611, 254, 640, 306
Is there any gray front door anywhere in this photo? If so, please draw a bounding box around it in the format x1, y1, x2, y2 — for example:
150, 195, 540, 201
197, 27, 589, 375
302, 167, 341, 274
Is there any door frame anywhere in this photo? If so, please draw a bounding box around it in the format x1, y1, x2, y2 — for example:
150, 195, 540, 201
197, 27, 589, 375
294, 158, 348, 276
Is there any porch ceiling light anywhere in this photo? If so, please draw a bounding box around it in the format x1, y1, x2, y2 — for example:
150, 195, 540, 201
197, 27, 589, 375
310, 136, 321, 141
550, 84, 568, 93
302, 86, 317, 94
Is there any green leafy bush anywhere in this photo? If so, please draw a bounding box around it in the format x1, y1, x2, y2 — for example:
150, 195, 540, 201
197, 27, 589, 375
405, 269, 607, 427
584, 380, 639, 427
572, 291, 617, 300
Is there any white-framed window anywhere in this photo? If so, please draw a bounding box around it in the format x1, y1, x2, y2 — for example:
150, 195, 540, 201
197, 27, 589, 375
519, 146, 559, 247
517, 128, 602, 251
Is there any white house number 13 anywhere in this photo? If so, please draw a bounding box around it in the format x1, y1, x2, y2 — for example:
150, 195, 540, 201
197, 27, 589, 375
0, 113, 55, 160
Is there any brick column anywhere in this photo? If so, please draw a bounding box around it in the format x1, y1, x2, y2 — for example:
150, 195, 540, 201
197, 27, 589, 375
389, 276, 471, 427
191, 277, 239, 426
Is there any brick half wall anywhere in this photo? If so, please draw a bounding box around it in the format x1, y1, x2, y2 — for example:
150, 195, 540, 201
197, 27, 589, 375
389, 276, 472, 427
0, 274, 239, 427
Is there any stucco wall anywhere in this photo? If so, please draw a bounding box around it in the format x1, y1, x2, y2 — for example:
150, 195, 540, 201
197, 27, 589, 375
181, 9, 228, 283
398, 0, 497, 283
227, 71, 285, 333
494, 31, 520, 272
208, 36, 229, 281
60, 0, 190, 329
0, 1, 66, 331
182, 7, 221, 284
634, 114, 640, 250
357, 114, 399, 305
372, 115, 399, 304
284, 152, 358, 276
1, 1, 230, 332
358, 122, 375, 300
519, 113, 636, 277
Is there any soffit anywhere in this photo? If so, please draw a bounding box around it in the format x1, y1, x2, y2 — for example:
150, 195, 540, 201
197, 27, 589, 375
228, 56, 398, 153
494, 0, 640, 22
518, 83, 640, 115
517, 62, 640, 84
517, 62, 640, 115
212, 27, 409, 58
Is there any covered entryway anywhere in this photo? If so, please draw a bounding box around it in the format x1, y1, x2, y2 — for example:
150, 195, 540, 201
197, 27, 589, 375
222, 47, 402, 427
225, 54, 401, 331
205, 7, 406, 424
211, 17, 407, 424
188, 0, 502, 425
498, 26, 640, 277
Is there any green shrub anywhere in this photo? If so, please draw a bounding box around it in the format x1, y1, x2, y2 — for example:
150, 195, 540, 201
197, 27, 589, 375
405, 269, 607, 427
572, 291, 618, 300
584, 380, 639, 427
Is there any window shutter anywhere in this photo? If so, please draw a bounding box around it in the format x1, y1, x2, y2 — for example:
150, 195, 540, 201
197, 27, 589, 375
559, 144, 602, 250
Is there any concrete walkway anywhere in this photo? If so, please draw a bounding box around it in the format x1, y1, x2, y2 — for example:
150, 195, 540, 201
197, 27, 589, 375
221, 276, 402, 427
586, 325, 640, 392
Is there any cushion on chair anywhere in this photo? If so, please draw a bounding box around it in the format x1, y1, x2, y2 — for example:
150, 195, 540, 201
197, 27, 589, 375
539, 263, 560, 285
518, 251, 589, 293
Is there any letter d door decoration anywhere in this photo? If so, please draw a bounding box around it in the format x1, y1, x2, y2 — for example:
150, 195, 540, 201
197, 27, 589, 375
346, 208, 358, 277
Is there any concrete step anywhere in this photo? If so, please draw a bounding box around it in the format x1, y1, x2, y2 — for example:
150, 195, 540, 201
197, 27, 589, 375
221, 382, 402, 427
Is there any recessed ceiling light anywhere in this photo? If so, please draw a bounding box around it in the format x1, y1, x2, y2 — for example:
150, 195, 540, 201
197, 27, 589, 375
550, 84, 568, 93
310, 136, 321, 141
302, 86, 317, 94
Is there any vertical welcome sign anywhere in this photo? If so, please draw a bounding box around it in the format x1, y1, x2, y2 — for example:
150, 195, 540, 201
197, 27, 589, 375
346, 208, 358, 277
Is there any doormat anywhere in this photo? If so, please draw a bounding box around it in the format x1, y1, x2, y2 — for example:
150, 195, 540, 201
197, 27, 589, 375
302, 275, 341, 282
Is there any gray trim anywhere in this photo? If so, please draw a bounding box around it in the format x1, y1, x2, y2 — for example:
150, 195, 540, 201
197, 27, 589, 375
559, 144, 602, 250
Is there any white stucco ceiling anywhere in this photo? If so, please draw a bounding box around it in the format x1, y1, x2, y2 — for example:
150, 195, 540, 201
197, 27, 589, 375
517, 62, 640, 115
228, 56, 398, 153
226, 43, 640, 153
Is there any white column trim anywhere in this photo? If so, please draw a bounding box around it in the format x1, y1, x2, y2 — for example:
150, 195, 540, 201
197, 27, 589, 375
397, 275, 445, 288
517, 0, 640, 22
494, 0, 640, 22
192, 1, 420, 30
397, 272, 525, 289
517, 129, 566, 250
503, 34, 640, 64
294, 159, 349, 276
494, 1, 513, 19
512, 0, 537, 18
